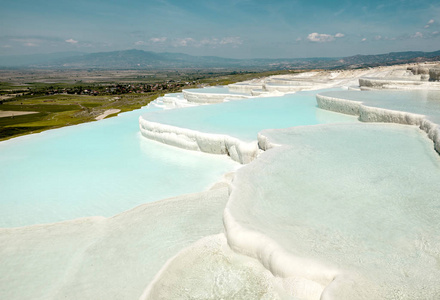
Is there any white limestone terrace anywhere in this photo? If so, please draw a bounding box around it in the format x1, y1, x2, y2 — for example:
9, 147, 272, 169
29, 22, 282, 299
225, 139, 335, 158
139, 90, 359, 164
227, 64, 432, 94
140, 63, 438, 163
228, 78, 265, 94
316, 89, 440, 154
408, 63, 440, 81
182, 86, 250, 104
359, 63, 440, 90
139, 117, 259, 164
224, 123, 440, 299
148, 92, 198, 110
359, 77, 440, 90
263, 76, 334, 94
141, 234, 294, 299
0, 184, 233, 300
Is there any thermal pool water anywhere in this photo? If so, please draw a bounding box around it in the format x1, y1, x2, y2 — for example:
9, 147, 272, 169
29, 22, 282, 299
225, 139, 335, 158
139, 90, 360, 164
318, 89, 440, 124
142, 90, 358, 142
0, 106, 238, 227
317, 89, 440, 154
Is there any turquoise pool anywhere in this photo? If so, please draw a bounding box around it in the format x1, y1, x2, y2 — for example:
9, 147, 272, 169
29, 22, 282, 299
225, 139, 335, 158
143, 89, 359, 142
0, 106, 238, 228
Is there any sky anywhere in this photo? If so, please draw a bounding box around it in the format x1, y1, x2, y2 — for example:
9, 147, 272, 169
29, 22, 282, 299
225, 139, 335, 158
1, 0, 439, 59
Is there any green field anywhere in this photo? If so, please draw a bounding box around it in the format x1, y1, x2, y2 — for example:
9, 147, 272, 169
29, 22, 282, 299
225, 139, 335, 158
0, 93, 159, 140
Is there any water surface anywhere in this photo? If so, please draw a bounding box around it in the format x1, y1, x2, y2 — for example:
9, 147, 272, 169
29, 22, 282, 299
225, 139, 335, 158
144, 90, 359, 141
0, 106, 238, 227
321, 89, 440, 123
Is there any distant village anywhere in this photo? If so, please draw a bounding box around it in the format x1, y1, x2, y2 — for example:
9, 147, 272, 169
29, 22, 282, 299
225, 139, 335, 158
35, 80, 197, 96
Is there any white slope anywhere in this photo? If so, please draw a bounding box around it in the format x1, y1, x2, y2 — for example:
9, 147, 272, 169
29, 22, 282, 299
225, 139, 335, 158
224, 123, 440, 299
0, 187, 230, 300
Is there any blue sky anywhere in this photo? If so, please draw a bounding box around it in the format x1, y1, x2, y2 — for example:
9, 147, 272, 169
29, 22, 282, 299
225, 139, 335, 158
1, 0, 439, 58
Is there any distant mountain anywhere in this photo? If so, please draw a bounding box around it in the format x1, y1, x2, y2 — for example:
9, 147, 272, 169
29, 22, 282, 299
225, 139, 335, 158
51, 49, 243, 69
0, 49, 439, 70
337, 50, 440, 68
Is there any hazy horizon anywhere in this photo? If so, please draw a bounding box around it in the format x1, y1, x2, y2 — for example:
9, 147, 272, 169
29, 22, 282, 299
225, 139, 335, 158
1, 0, 439, 59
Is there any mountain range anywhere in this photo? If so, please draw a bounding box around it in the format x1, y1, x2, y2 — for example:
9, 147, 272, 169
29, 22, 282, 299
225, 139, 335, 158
0, 49, 439, 70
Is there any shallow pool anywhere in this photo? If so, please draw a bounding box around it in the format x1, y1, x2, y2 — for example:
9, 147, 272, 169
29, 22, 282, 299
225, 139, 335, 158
184, 86, 248, 95
321, 89, 440, 123
0, 106, 238, 228
143, 89, 359, 142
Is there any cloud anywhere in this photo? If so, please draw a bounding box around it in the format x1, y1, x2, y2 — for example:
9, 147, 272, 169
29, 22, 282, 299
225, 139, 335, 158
307, 33, 334, 42
65, 38, 78, 44
307, 32, 344, 43
171, 37, 242, 48
5, 36, 101, 50
150, 37, 167, 43
411, 32, 423, 38
372, 35, 396, 41
425, 19, 435, 28
361, 38, 367, 42
133, 36, 243, 48
174, 37, 196, 47
199, 38, 218, 46
134, 37, 168, 46
10, 38, 41, 47
2, 45, 12, 48
219, 36, 242, 46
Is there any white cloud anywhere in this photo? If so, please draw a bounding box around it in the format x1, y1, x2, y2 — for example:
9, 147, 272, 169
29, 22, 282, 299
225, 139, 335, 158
307, 33, 334, 42
307, 32, 344, 43
219, 36, 242, 46
65, 38, 78, 44
411, 32, 423, 38
134, 41, 146, 46
296, 37, 302, 42
196, 37, 242, 47
11, 38, 41, 47
2, 45, 12, 48
361, 38, 367, 42
150, 37, 167, 43
171, 37, 242, 48
373, 35, 396, 41
199, 38, 218, 46
425, 19, 435, 28
174, 37, 196, 47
